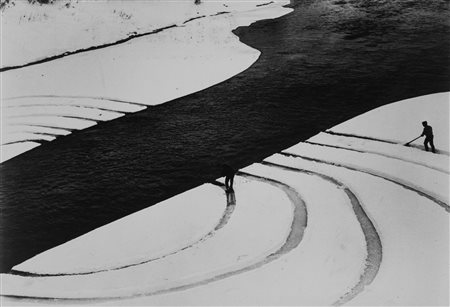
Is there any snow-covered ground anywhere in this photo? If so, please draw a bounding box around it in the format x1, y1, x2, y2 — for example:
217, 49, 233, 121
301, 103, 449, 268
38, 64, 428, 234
1, 92, 448, 305
1, 0, 292, 162
1, 0, 288, 69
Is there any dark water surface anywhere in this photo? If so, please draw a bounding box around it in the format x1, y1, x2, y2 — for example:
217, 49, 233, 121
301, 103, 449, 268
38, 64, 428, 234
1, 0, 449, 272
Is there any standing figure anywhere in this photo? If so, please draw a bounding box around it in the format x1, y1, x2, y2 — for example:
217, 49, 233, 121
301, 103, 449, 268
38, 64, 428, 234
421, 121, 435, 153
221, 164, 236, 192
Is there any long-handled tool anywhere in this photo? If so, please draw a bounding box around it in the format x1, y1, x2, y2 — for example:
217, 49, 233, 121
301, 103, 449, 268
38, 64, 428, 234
404, 136, 421, 146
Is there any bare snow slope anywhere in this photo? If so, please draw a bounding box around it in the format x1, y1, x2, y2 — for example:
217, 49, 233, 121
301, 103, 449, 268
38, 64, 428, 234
1, 1, 292, 162
1, 92, 448, 305
1, 0, 290, 69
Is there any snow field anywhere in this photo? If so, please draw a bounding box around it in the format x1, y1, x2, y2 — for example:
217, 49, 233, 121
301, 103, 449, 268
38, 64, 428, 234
265, 153, 449, 306
12, 184, 227, 275
98, 162, 371, 305
1, 2, 293, 162
330, 92, 450, 153
309, 132, 449, 174
283, 142, 449, 208
1, 177, 295, 299
1, 0, 291, 68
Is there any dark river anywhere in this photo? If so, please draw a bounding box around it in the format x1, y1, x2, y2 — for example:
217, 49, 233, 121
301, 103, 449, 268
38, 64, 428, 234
1, 0, 449, 272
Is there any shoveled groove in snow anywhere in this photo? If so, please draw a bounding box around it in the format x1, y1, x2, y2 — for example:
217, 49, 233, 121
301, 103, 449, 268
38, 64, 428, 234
260, 161, 382, 306
118, 173, 306, 301
278, 152, 450, 212
7, 113, 121, 123
3, 95, 147, 111
284, 142, 449, 207
7, 124, 77, 132
6, 125, 72, 136
3, 132, 56, 145
11, 183, 236, 277
325, 130, 450, 156
210, 181, 237, 231
6, 104, 127, 115
325, 130, 401, 145
11, 183, 228, 276
1, 176, 305, 301
306, 140, 449, 175
5, 117, 97, 131
3, 139, 51, 146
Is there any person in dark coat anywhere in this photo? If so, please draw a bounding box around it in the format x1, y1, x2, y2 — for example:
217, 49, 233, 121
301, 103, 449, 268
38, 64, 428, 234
420, 121, 436, 153
221, 164, 236, 192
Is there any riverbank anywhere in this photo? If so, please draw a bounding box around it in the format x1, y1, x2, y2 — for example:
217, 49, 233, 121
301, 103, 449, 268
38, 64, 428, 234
1, 0, 448, 280
2, 1, 292, 162
1, 0, 290, 69
2, 92, 448, 305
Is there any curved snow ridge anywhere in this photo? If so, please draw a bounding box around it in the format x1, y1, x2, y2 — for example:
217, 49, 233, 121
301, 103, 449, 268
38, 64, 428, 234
259, 161, 382, 306
306, 140, 450, 175
278, 151, 449, 213
265, 152, 449, 306
2, 96, 146, 157
309, 132, 450, 174
11, 184, 228, 276
12, 184, 237, 278
1, 176, 300, 299
325, 131, 450, 157
283, 142, 449, 210
329, 92, 450, 152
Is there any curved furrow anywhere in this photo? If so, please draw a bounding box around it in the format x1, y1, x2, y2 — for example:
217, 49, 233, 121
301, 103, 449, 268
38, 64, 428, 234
11, 184, 233, 277
306, 141, 449, 175
308, 132, 449, 174
7, 114, 118, 123
11, 184, 236, 277
325, 130, 450, 156
259, 161, 382, 306
129, 174, 307, 302
6, 106, 124, 119
1, 176, 304, 300
283, 143, 449, 211
276, 152, 449, 212
3, 95, 147, 111
325, 130, 398, 144
5, 116, 97, 130
263, 150, 448, 306
1, 96, 147, 162
255, 161, 382, 304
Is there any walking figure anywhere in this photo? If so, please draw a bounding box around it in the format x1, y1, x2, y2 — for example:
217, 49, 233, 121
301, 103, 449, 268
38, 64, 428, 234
221, 164, 235, 192
420, 121, 435, 153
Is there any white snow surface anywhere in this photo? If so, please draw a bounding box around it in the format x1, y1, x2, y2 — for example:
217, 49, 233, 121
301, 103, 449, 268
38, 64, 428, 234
1, 92, 448, 305
1, 0, 292, 162
1, 0, 290, 68
330, 92, 450, 152
13, 184, 228, 275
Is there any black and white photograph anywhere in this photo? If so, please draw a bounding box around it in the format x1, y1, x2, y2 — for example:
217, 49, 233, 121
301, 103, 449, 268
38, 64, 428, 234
0, 0, 449, 305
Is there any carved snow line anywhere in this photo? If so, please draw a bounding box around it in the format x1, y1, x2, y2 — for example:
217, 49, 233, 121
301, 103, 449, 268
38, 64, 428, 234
305, 141, 449, 175
261, 161, 382, 306
10, 183, 235, 277
6, 104, 128, 115
3, 95, 148, 107
7, 114, 114, 122
2, 174, 307, 301
325, 130, 450, 156
280, 152, 450, 212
